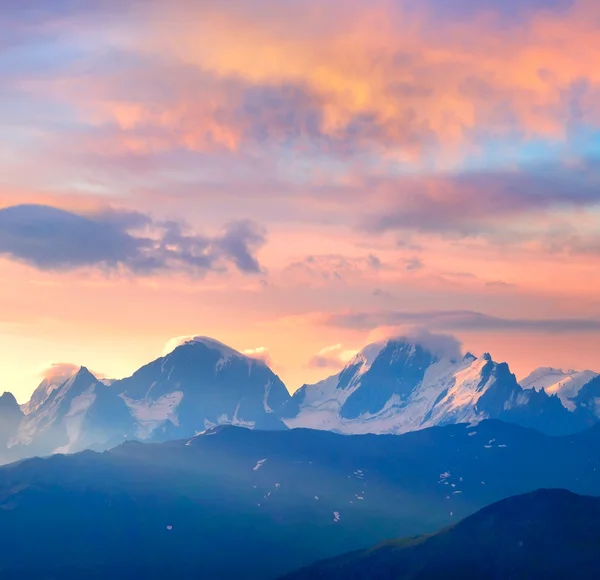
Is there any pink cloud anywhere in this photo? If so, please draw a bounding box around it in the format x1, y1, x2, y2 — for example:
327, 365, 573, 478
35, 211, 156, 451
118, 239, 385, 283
307, 344, 358, 369
242, 347, 280, 369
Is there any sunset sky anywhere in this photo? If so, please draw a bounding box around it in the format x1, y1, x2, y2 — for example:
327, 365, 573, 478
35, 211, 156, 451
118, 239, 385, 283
2, 0, 600, 401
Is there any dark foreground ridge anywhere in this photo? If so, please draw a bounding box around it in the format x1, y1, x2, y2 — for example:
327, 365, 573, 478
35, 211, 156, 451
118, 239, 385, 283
282, 488, 600, 580
1, 421, 600, 578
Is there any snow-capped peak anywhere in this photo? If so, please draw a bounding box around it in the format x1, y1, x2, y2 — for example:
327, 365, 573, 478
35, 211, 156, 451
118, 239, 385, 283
21, 364, 80, 415
346, 335, 451, 372
285, 338, 526, 435
9, 365, 103, 452
47, 366, 98, 399
519, 367, 599, 410
186, 336, 243, 357
348, 341, 387, 369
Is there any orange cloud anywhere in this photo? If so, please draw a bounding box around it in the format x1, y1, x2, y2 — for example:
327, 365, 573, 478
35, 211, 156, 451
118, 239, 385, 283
14, 0, 595, 168
3, 0, 600, 403
107, 0, 598, 159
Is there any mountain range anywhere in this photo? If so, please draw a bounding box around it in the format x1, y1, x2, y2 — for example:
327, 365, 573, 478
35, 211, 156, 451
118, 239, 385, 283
1, 337, 289, 464
2, 335, 600, 464
282, 341, 598, 436
2, 420, 600, 578
282, 488, 600, 580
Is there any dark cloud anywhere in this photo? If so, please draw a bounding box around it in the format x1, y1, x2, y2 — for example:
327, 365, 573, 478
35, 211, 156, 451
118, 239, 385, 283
307, 355, 344, 369
367, 254, 382, 270
373, 288, 394, 300
362, 160, 600, 238
543, 232, 600, 258
283, 254, 383, 284
396, 239, 423, 251
30, 46, 439, 165
239, 84, 324, 146
217, 79, 437, 157
0, 204, 266, 275
0, 0, 137, 21
2, 0, 572, 22
485, 280, 516, 288
404, 257, 424, 271
422, 0, 573, 20
326, 309, 600, 334
0, 0, 136, 50
442, 271, 478, 280
214, 220, 266, 274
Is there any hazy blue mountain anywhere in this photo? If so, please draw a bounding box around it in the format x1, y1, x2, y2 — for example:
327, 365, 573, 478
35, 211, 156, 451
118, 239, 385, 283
570, 375, 600, 418
1, 337, 290, 465
284, 338, 592, 436
8, 367, 134, 459
113, 336, 290, 440
282, 489, 600, 580
0, 393, 23, 463
1, 421, 600, 578
519, 367, 599, 410
20, 364, 79, 415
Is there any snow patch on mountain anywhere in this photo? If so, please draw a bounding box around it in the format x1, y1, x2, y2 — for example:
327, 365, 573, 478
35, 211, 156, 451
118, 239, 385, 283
263, 380, 274, 413
253, 458, 267, 471
203, 403, 257, 430
123, 391, 184, 439
53, 387, 97, 454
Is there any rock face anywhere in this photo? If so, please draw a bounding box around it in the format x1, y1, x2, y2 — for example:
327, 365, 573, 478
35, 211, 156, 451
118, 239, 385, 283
283, 338, 592, 436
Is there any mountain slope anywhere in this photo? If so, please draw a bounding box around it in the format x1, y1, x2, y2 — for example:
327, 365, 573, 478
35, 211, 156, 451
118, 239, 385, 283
113, 336, 290, 440
284, 338, 586, 436
1, 421, 600, 578
570, 375, 600, 419
282, 489, 600, 580
0, 393, 23, 463
8, 367, 134, 458
20, 365, 79, 415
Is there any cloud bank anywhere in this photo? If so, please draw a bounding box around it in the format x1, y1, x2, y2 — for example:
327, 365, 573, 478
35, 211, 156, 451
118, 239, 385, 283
0, 205, 266, 275
327, 310, 600, 334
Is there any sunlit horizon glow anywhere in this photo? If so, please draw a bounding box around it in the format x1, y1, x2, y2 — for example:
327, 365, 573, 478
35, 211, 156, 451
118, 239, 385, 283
2, 0, 600, 402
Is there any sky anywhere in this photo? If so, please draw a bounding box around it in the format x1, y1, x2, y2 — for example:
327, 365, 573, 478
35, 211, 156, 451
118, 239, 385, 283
2, 0, 600, 401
